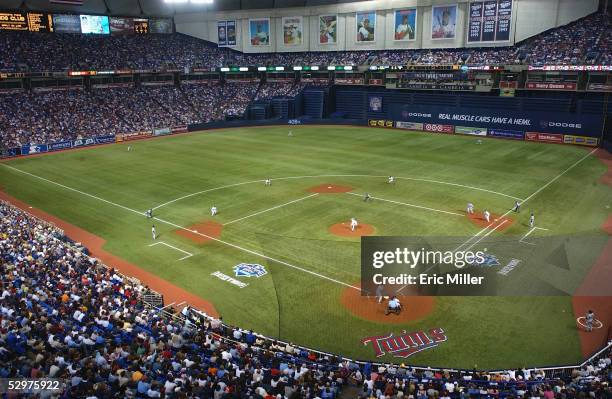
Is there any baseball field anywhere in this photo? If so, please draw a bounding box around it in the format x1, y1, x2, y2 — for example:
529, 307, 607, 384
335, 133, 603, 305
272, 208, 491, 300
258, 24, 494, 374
1, 126, 611, 369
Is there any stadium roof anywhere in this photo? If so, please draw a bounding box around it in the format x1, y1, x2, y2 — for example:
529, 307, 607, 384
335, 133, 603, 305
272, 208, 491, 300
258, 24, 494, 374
4, 0, 362, 16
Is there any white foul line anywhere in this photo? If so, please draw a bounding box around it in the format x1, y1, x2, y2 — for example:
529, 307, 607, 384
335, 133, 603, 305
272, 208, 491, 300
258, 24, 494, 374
2, 164, 145, 217
454, 148, 597, 252
519, 226, 550, 246
1, 164, 359, 291
463, 220, 508, 252
224, 193, 319, 225
148, 241, 193, 261
346, 192, 464, 217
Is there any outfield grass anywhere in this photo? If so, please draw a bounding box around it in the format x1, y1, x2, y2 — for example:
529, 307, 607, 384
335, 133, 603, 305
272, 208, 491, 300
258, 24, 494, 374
1, 126, 609, 369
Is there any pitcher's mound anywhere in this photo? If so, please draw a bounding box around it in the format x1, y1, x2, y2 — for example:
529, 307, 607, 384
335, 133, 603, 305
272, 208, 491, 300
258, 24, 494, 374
329, 222, 375, 237
307, 184, 354, 193
176, 221, 223, 244
467, 212, 513, 231
341, 286, 436, 324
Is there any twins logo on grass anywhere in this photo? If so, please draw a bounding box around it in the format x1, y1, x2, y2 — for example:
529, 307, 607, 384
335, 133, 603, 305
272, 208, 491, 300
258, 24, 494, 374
362, 328, 447, 358
234, 263, 267, 278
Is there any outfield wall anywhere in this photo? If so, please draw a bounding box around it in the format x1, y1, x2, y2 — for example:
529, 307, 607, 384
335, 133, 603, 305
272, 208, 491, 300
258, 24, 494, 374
4, 116, 604, 159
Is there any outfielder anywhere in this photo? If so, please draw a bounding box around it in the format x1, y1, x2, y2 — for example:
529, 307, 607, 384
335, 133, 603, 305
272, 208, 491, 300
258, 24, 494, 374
364, 192, 371, 202
350, 218, 358, 232
387, 176, 395, 184
264, 178, 272, 186
211, 206, 218, 216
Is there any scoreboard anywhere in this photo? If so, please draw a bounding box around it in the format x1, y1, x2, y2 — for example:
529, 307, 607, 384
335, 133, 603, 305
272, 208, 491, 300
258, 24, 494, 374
0, 11, 53, 32
27, 12, 54, 32
134, 18, 149, 34
0, 12, 27, 31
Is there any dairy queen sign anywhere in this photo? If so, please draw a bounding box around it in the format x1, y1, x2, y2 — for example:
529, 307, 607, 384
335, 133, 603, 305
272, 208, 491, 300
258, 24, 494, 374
362, 328, 447, 358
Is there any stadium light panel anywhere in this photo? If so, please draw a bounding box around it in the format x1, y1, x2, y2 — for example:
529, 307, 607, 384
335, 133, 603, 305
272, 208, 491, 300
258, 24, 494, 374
257, 67, 267, 71
293, 66, 302, 71
327, 66, 335, 71
220, 67, 230, 72
310, 66, 319, 71
190, 0, 213, 3
239, 67, 249, 71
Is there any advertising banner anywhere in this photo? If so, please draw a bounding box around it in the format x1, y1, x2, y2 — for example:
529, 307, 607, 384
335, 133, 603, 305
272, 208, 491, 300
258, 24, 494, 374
6, 147, 21, 157
153, 127, 172, 136
563, 135, 598, 146
172, 126, 188, 134
52, 14, 81, 33
525, 132, 563, 143
487, 129, 524, 140
226, 20, 236, 46
368, 96, 383, 112
21, 144, 48, 155
117, 131, 152, 142
110, 17, 134, 34
396, 121, 424, 130
72, 137, 96, 147
368, 120, 394, 128
95, 135, 115, 144
525, 82, 577, 90
455, 126, 487, 136
48, 141, 73, 151
389, 104, 602, 136
424, 123, 454, 133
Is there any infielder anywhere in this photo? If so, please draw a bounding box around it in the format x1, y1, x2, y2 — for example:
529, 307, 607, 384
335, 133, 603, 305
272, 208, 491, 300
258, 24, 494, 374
364, 192, 371, 202
529, 212, 535, 228
211, 206, 218, 216
467, 202, 474, 214
151, 225, 156, 240
483, 209, 491, 223
146, 209, 153, 219
350, 218, 358, 232
388, 176, 395, 184
512, 201, 521, 213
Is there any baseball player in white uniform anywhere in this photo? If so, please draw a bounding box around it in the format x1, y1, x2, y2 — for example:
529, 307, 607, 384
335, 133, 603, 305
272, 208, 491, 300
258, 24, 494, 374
467, 202, 474, 214
350, 218, 358, 231
264, 178, 272, 186
529, 212, 535, 228
483, 209, 490, 223
211, 206, 218, 216
388, 176, 395, 184
151, 225, 156, 240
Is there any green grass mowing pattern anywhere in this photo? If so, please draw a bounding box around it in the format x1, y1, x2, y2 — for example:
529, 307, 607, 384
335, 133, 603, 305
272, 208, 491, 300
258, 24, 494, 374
1, 126, 609, 369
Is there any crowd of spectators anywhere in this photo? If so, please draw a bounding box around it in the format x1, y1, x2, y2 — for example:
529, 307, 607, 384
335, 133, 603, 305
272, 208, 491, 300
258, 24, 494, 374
255, 82, 305, 101
0, 12, 610, 73
517, 13, 610, 66
1, 199, 610, 398
0, 82, 267, 148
